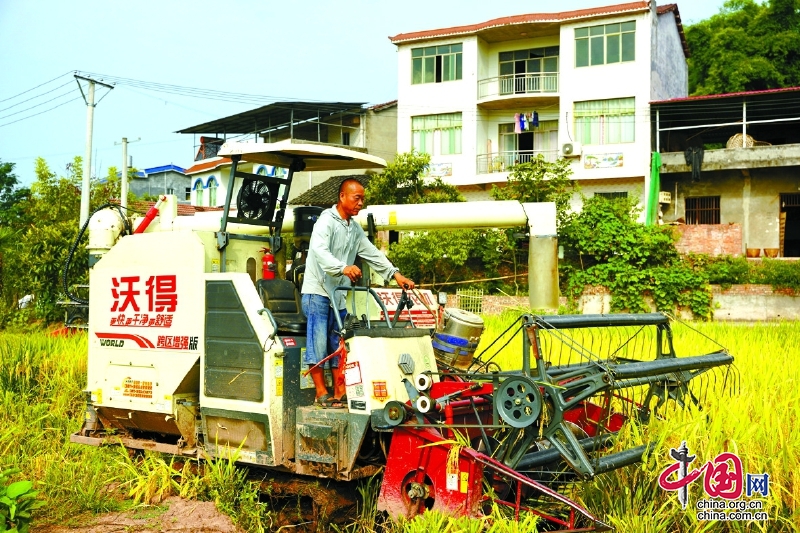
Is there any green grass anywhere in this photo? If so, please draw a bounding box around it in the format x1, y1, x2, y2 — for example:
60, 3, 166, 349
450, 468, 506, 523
2, 319, 799, 532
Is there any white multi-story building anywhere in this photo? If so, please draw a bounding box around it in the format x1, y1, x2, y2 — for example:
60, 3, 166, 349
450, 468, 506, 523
390, 1, 688, 206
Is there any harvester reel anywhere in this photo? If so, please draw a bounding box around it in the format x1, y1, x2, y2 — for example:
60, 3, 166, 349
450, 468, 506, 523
496, 376, 542, 428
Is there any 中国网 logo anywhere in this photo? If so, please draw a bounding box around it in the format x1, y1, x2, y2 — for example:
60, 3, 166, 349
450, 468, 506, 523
658, 441, 769, 522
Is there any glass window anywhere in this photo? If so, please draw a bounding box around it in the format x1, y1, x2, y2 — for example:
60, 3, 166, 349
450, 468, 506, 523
576, 39, 589, 67
185, 188, 191, 201
590, 36, 604, 65
574, 97, 635, 145
411, 43, 463, 84
607, 33, 621, 63
411, 112, 462, 155
194, 180, 204, 207
575, 20, 635, 67
208, 178, 217, 206
498, 46, 559, 95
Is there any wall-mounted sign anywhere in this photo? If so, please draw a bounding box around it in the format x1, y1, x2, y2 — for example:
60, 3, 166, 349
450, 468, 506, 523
584, 153, 624, 169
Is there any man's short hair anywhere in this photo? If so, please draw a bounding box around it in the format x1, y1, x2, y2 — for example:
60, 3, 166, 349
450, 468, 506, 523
338, 177, 364, 197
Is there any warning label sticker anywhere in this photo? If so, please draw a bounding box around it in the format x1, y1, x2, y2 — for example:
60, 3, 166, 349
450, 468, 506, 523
122, 378, 153, 399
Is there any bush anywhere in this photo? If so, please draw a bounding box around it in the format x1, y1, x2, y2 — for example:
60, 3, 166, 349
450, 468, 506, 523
757, 259, 800, 292
561, 196, 712, 318
685, 254, 750, 289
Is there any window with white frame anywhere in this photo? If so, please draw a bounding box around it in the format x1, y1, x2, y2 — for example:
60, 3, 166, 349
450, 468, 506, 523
575, 21, 635, 67
574, 97, 635, 145
166, 187, 175, 195
207, 177, 218, 206
185, 187, 191, 201
193, 180, 204, 206
412, 43, 462, 84
412, 113, 462, 155
499, 47, 559, 94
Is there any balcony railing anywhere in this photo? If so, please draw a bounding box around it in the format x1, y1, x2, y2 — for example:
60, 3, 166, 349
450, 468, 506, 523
476, 150, 559, 174
478, 73, 559, 99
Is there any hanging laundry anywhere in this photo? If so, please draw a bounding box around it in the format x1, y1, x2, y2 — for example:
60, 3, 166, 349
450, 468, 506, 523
514, 113, 521, 133
532, 110, 539, 128
684, 146, 704, 182
520, 113, 527, 131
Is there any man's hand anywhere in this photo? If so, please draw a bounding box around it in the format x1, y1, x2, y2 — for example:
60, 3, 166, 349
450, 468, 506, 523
342, 265, 362, 282
394, 272, 415, 290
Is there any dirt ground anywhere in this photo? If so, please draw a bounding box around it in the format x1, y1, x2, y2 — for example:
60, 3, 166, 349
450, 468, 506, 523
32, 497, 241, 533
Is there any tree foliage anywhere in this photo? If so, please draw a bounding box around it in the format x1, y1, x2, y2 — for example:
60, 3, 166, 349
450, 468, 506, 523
490, 155, 576, 229
0, 161, 31, 228
387, 229, 513, 291
560, 196, 712, 318
0, 156, 125, 326
687, 0, 800, 95
365, 151, 464, 205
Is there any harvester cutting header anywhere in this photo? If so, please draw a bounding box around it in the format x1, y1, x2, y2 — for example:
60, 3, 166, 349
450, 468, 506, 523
70, 141, 736, 530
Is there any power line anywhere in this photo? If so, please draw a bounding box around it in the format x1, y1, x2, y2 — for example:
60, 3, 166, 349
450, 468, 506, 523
0, 79, 76, 113
0, 86, 81, 120
0, 96, 83, 129
78, 71, 324, 106
0, 71, 74, 103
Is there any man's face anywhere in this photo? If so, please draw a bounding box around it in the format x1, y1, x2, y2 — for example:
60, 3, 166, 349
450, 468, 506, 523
339, 182, 365, 218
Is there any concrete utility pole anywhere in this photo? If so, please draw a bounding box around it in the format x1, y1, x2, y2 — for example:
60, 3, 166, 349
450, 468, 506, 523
75, 74, 114, 228
115, 137, 140, 209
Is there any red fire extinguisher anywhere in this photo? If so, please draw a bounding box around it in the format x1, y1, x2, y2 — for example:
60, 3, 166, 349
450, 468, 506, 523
261, 248, 276, 280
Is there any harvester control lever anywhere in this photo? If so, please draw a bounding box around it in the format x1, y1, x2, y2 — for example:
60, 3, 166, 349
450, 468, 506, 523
392, 289, 415, 328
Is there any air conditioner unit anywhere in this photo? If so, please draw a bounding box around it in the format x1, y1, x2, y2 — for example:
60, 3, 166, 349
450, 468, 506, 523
658, 191, 672, 204
561, 142, 582, 157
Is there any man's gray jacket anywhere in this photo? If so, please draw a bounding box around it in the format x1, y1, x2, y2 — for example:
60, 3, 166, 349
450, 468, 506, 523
301, 206, 398, 309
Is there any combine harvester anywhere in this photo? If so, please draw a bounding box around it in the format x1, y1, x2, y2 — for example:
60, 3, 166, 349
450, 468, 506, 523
70, 141, 736, 531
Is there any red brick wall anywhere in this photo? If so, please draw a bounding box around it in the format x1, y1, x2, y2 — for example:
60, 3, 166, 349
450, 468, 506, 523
672, 224, 742, 256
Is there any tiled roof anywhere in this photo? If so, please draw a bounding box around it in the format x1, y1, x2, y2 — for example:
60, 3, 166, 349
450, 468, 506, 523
651, 85, 800, 105
184, 157, 232, 175
388, 1, 650, 43
290, 175, 372, 207
369, 100, 398, 112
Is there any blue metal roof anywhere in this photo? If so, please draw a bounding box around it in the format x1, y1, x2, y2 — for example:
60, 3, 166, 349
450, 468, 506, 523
144, 164, 186, 175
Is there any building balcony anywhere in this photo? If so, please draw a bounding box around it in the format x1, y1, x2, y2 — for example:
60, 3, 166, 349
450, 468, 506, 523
476, 149, 559, 174
477, 74, 559, 109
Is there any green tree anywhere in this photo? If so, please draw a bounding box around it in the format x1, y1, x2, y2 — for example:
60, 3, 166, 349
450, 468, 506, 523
484, 155, 577, 293
388, 230, 474, 289
365, 151, 464, 205
560, 196, 711, 318
490, 155, 577, 229
99, 165, 140, 208
0, 160, 31, 228
687, 0, 800, 95
1, 157, 87, 325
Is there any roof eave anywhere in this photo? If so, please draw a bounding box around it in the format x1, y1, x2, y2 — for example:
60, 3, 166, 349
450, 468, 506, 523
388, 1, 650, 45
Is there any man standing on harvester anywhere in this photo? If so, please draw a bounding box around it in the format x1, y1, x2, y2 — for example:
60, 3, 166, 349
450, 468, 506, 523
301, 178, 415, 409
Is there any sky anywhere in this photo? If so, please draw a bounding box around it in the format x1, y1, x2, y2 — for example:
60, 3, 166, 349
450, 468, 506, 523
0, 0, 730, 187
